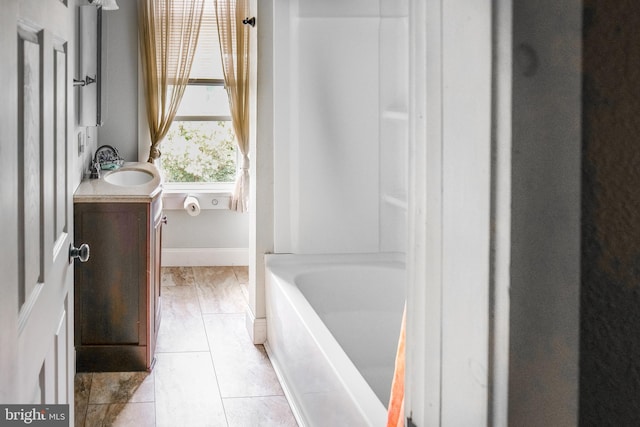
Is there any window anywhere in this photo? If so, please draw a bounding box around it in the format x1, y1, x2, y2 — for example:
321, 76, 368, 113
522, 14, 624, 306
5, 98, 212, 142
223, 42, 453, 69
160, 2, 236, 187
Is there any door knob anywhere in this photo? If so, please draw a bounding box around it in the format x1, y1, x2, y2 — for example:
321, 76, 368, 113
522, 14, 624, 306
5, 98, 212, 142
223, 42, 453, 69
69, 243, 90, 263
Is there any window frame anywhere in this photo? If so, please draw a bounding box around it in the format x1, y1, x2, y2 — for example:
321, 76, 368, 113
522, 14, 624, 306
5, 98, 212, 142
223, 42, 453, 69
161, 77, 238, 193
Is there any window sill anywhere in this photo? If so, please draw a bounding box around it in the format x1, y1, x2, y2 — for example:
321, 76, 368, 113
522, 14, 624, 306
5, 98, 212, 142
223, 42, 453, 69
162, 183, 234, 211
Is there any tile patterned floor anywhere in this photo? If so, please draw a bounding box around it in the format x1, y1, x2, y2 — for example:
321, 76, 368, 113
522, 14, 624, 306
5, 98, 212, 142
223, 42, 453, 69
74, 266, 298, 427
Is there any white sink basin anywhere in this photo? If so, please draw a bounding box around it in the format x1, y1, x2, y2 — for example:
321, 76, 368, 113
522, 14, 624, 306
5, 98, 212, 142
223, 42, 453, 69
104, 169, 154, 186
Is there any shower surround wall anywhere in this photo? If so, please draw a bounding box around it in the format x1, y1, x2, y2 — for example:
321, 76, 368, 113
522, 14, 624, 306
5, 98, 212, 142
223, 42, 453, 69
273, 0, 408, 255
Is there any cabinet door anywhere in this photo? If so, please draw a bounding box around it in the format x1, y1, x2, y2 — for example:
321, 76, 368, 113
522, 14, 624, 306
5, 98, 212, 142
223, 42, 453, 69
75, 202, 148, 371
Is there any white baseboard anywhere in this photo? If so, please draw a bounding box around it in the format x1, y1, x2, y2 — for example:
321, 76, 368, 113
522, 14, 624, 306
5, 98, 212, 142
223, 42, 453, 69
245, 310, 267, 344
161, 248, 248, 266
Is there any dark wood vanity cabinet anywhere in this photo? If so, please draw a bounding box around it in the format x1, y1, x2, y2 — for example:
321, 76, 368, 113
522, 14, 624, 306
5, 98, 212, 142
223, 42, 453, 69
74, 196, 163, 372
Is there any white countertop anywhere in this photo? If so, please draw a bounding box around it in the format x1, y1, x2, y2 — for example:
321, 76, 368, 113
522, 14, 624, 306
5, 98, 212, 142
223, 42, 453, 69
74, 162, 163, 203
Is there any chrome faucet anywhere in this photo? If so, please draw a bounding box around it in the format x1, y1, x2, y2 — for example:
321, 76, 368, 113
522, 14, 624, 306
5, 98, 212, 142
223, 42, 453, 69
89, 145, 124, 178
93, 145, 124, 173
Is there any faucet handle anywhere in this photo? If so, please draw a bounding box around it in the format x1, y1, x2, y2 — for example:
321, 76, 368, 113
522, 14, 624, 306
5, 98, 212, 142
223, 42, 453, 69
89, 160, 101, 179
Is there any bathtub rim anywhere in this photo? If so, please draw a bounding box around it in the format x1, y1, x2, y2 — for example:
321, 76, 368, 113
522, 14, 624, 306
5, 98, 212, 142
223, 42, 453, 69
264, 252, 405, 426
266, 252, 405, 282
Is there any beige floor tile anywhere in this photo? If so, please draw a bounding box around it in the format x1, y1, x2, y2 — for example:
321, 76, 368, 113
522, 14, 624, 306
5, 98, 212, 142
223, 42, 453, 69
74, 373, 92, 427
85, 402, 156, 427
84, 404, 109, 426
108, 403, 155, 427
232, 266, 249, 285
223, 396, 298, 427
156, 286, 209, 352
232, 266, 249, 303
192, 266, 236, 284
195, 267, 247, 314
154, 352, 227, 427
161, 266, 196, 287
88, 372, 154, 404
239, 283, 249, 304
203, 314, 283, 398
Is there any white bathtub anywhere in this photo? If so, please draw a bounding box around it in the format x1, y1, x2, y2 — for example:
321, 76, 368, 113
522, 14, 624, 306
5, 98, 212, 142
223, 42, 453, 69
265, 253, 405, 427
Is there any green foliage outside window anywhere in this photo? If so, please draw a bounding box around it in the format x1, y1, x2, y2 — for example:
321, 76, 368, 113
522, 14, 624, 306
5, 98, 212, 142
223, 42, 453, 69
161, 121, 236, 183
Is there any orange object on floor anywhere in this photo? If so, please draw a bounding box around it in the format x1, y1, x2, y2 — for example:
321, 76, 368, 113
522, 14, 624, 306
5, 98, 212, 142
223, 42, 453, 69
387, 303, 406, 427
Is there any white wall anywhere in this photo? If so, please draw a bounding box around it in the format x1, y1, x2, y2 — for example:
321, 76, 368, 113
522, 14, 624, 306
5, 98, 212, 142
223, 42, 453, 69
250, 0, 270, 337
379, 0, 408, 253
273, 0, 408, 255
162, 210, 249, 266
440, 0, 493, 423
405, 0, 496, 423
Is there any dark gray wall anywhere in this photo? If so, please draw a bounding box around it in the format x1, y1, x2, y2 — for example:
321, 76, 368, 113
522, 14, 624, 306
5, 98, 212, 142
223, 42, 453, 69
581, 1, 640, 424
509, 1, 582, 425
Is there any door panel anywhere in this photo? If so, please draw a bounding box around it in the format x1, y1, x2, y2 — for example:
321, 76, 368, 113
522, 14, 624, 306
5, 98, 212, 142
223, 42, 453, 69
18, 25, 43, 311
55, 45, 69, 242
0, 0, 74, 415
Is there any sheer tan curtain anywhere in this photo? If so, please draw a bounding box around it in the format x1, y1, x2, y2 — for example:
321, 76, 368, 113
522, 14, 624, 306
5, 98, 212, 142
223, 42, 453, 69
138, 0, 204, 162
214, 0, 251, 212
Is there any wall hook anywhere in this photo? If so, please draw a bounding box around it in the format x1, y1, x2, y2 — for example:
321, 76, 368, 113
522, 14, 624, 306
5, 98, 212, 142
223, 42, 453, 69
242, 17, 256, 27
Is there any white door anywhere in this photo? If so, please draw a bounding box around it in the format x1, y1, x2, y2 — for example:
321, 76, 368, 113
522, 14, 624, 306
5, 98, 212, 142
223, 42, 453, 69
0, 0, 76, 418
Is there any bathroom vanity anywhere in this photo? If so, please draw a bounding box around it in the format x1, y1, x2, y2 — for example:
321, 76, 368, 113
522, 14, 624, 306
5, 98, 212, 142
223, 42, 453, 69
73, 162, 163, 372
